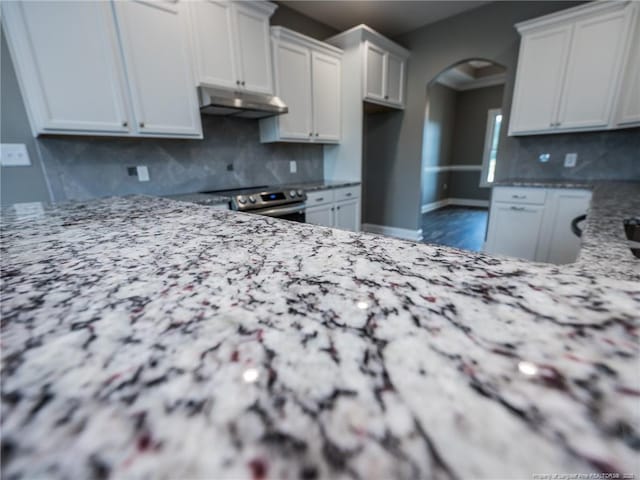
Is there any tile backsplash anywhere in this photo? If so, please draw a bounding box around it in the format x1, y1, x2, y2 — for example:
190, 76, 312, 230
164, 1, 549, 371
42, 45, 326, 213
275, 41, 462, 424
501, 127, 640, 181
38, 115, 324, 202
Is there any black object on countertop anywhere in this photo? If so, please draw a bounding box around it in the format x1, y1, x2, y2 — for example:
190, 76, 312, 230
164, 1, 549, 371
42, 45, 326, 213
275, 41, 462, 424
571, 214, 587, 238
623, 217, 640, 259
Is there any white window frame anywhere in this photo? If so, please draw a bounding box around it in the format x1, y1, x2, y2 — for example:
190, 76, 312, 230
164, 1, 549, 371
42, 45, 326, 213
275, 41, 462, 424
480, 108, 502, 187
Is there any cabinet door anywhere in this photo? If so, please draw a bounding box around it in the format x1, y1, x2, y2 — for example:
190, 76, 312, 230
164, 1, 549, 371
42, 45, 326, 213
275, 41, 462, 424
273, 41, 313, 140
312, 51, 341, 143
188, 0, 238, 90
233, 3, 273, 94
386, 53, 404, 106
334, 199, 360, 232
3, 1, 130, 134
539, 190, 591, 264
615, 5, 640, 127
485, 203, 544, 260
114, 0, 202, 136
557, 9, 631, 129
306, 204, 334, 228
363, 41, 386, 101
508, 25, 572, 134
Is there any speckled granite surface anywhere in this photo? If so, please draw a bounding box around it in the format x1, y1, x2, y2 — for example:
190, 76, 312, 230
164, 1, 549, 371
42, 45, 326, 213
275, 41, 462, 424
1, 194, 638, 480
281, 180, 361, 192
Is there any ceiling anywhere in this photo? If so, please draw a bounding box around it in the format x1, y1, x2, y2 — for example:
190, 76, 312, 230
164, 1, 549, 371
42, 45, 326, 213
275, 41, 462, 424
278, 1, 492, 38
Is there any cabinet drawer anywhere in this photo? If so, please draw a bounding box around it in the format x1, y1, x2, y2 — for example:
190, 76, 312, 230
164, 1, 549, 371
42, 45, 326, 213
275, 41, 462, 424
493, 187, 547, 205
333, 186, 360, 202
306, 189, 334, 206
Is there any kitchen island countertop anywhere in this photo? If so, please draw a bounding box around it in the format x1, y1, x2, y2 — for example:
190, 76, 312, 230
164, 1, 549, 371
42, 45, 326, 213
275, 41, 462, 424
1, 193, 638, 480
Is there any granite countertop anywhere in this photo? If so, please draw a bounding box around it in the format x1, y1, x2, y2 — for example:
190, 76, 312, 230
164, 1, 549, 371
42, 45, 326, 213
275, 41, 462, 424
281, 180, 361, 192
1, 194, 639, 480
162, 192, 231, 206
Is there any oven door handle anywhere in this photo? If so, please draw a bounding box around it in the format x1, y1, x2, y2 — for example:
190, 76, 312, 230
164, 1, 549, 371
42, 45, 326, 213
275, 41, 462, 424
252, 203, 306, 217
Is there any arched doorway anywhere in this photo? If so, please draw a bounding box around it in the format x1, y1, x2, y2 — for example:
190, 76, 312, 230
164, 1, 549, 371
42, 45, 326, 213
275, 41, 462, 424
420, 58, 506, 251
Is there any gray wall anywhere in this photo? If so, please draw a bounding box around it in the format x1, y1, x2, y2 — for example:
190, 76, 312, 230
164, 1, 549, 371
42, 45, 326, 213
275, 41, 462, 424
0, 5, 335, 206
420, 83, 456, 206
271, 2, 338, 40
38, 117, 322, 201
449, 84, 503, 202
365, 1, 640, 231
1, 27, 51, 205
450, 84, 504, 166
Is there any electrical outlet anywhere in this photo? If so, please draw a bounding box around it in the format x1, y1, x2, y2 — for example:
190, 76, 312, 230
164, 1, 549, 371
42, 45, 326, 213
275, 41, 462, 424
564, 153, 577, 168
539, 153, 550, 163
136, 165, 150, 182
1, 144, 31, 166
289, 161, 297, 174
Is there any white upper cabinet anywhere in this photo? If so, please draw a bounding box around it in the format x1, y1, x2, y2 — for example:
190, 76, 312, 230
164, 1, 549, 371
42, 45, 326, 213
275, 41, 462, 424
557, 8, 630, 129
312, 51, 341, 142
233, 3, 274, 94
2, 1, 130, 134
270, 40, 313, 140
114, 0, 201, 137
508, 25, 572, 133
327, 25, 408, 110
509, 1, 637, 136
385, 53, 405, 106
188, 0, 276, 95
614, 2, 640, 127
362, 39, 408, 108
3, 0, 202, 138
364, 42, 386, 101
260, 27, 342, 144
188, 1, 237, 90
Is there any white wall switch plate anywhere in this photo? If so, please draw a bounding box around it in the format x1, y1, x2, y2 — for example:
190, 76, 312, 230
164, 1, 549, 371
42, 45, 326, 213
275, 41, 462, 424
0, 144, 31, 166
136, 165, 150, 182
564, 153, 578, 168
289, 160, 297, 173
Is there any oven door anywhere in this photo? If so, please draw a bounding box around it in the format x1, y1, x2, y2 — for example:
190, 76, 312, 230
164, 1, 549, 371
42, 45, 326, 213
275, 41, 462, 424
251, 203, 306, 223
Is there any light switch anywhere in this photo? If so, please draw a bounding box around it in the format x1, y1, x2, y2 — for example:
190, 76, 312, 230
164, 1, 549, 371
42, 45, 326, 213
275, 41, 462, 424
1, 144, 31, 166
564, 153, 577, 168
136, 165, 150, 182
289, 161, 297, 173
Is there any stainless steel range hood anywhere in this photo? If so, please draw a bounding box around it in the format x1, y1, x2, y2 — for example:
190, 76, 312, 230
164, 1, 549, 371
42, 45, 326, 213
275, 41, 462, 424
199, 86, 288, 119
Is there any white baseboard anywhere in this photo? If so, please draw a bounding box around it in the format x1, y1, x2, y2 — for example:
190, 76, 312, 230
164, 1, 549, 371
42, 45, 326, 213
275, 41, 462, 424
362, 223, 424, 242
448, 198, 489, 208
421, 199, 449, 213
421, 197, 489, 212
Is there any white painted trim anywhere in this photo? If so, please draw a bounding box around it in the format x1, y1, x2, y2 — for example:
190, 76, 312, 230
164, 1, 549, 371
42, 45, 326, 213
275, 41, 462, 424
480, 108, 502, 187
515, 1, 629, 33
448, 198, 489, 208
362, 224, 423, 242
421, 199, 449, 213
421, 197, 489, 213
423, 165, 482, 173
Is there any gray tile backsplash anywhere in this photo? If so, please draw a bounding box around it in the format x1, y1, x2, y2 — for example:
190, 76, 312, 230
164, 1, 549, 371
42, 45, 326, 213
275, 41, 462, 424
38, 115, 324, 202
501, 127, 640, 181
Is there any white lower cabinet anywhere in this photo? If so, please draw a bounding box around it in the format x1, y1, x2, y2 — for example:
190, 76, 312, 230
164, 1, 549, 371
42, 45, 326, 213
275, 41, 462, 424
306, 204, 335, 228
334, 199, 360, 230
485, 204, 545, 260
305, 186, 360, 231
485, 187, 592, 264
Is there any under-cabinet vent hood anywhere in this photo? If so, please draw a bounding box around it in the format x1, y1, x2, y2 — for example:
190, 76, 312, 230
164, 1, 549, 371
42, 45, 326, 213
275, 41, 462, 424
198, 86, 288, 119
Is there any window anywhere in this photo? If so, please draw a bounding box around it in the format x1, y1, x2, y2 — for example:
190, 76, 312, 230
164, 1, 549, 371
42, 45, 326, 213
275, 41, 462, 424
480, 108, 502, 187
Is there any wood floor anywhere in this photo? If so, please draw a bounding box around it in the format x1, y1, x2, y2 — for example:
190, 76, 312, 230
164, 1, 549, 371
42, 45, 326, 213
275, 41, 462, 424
421, 206, 488, 252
